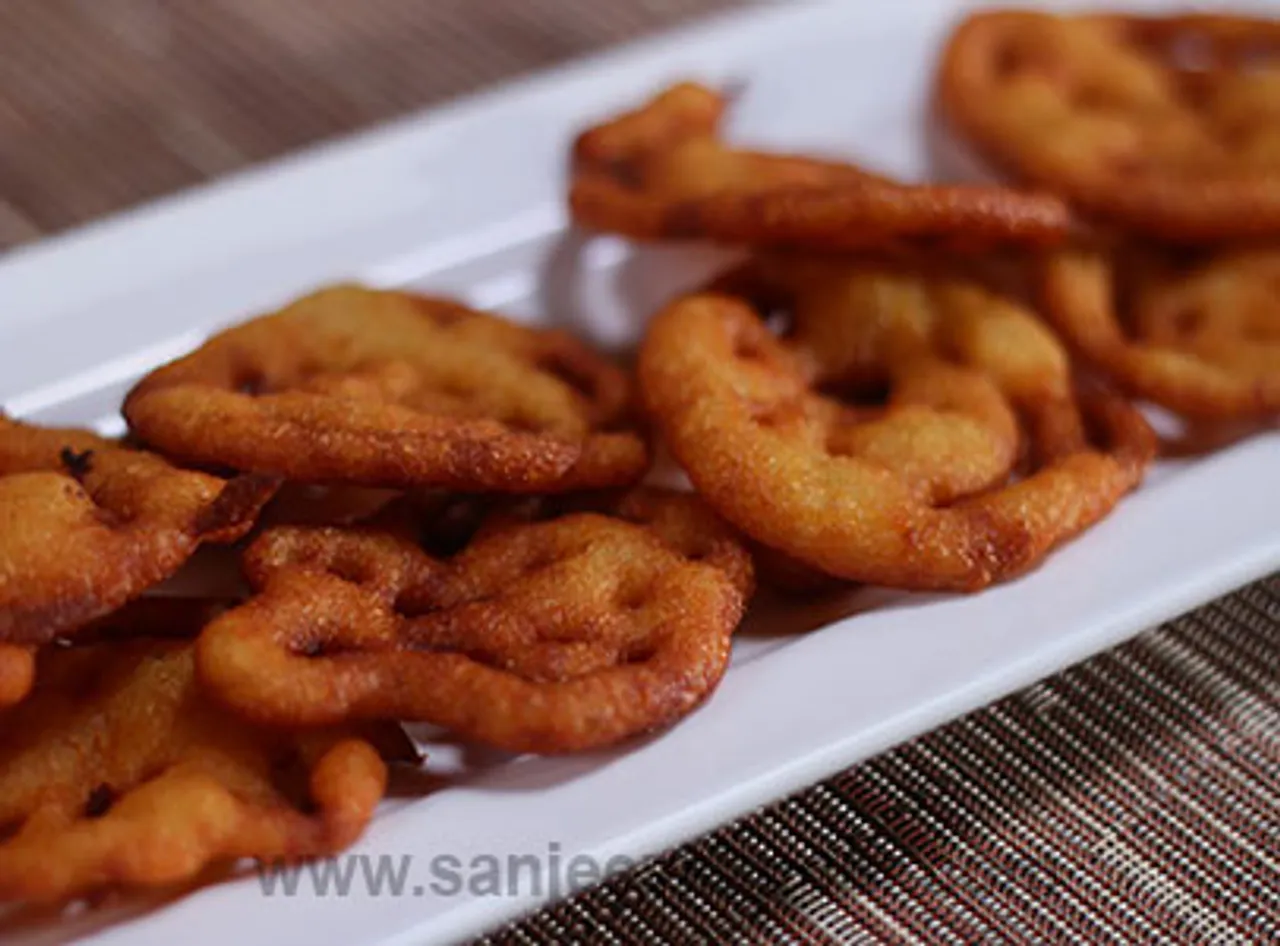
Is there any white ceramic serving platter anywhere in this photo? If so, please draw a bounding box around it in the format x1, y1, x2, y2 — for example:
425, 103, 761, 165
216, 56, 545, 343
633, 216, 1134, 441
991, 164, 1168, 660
3, 0, 1278, 943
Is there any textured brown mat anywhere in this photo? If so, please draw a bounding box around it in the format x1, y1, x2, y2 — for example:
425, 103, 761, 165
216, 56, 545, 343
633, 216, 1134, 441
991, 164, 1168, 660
0, 3, 1276, 945
0, 0, 742, 249
480, 575, 1280, 944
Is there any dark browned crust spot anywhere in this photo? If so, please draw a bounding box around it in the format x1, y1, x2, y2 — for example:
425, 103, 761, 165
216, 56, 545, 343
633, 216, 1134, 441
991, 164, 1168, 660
82, 784, 115, 819
58, 448, 94, 481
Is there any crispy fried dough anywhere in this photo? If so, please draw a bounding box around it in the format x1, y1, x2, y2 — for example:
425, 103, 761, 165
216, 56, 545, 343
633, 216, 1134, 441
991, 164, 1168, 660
0, 417, 276, 646
1041, 242, 1280, 419
940, 10, 1280, 240
571, 82, 1070, 251
0, 635, 414, 904
124, 286, 648, 492
638, 255, 1155, 590
195, 489, 751, 754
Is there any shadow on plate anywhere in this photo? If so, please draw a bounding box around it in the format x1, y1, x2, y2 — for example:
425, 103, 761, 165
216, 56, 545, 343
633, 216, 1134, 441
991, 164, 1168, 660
922, 100, 1004, 185
0, 863, 242, 946
536, 226, 740, 354
403, 725, 659, 796
1157, 416, 1278, 459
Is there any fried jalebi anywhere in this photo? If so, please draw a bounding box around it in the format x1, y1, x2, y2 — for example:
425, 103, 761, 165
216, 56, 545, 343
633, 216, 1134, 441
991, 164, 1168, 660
940, 10, 1280, 241
0, 416, 276, 646
195, 489, 751, 754
124, 285, 648, 492
1041, 244, 1280, 420
0, 634, 414, 904
638, 255, 1156, 591
570, 82, 1070, 252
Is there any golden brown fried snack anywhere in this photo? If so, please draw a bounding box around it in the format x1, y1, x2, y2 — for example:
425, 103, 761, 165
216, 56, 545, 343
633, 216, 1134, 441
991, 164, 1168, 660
0, 416, 276, 646
195, 489, 751, 754
711, 255, 1037, 497
0, 645, 35, 709
570, 82, 1071, 251
124, 285, 648, 492
1041, 243, 1280, 420
638, 255, 1156, 591
717, 254, 1120, 468
940, 10, 1280, 241
606, 487, 756, 601
0, 636, 414, 904
477, 486, 756, 600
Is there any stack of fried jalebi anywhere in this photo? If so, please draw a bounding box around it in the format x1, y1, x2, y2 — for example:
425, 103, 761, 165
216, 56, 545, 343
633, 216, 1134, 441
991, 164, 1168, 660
569, 80, 1162, 590
0, 417, 408, 906
5, 8, 1277, 920
2, 285, 755, 911
0, 604, 416, 904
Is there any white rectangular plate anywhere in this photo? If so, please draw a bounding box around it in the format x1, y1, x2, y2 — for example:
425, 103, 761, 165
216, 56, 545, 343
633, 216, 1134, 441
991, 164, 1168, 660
3, 1, 1278, 944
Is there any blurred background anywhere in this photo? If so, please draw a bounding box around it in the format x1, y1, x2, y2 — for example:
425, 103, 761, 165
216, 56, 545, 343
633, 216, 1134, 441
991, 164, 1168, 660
0, 0, 742, 250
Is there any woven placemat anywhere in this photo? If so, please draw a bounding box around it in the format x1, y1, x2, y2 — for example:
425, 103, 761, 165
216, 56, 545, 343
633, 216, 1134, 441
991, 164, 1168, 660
0, 0, 742, 248
1, 3, 1276, 944
480, 576, 1280, 944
